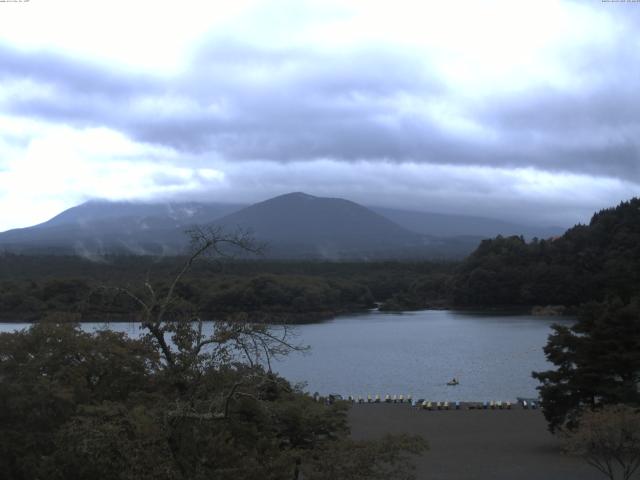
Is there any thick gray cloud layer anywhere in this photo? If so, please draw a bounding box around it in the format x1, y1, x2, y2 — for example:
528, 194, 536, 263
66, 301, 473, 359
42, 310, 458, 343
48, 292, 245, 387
0, 1, 639, 230
2, 32, 639, 182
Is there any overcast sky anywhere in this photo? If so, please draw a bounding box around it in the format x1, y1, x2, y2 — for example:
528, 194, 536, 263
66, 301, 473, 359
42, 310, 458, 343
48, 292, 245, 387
1, 0, 639, 232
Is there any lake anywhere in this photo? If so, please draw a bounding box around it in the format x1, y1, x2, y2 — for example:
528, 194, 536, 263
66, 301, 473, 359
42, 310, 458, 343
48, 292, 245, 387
0, 309, 571, 401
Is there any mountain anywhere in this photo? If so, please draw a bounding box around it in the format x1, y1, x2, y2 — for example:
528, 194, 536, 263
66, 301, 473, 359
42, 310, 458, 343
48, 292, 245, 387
0, 194, 481, 259
213, 192, 481, 259
0, 192, 567, 259
371, 206, 564, 239
0, 201, 243, 256
215, 192, 423, 257
42, 201, 241, 228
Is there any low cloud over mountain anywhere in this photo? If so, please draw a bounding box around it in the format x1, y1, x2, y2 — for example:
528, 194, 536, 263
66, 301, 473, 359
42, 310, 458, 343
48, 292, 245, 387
1, 1, 638, 231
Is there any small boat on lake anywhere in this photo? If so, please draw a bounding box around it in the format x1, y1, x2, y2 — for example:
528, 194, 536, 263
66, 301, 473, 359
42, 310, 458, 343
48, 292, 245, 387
446, 377, 459, 386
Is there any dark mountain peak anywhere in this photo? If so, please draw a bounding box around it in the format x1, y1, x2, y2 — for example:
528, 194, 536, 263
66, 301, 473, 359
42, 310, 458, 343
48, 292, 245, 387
256, 192, 320, 206
258, 192, 369, 210
276, 192, 316, 200
238, 192, 369, 219
215, 193, 424, 257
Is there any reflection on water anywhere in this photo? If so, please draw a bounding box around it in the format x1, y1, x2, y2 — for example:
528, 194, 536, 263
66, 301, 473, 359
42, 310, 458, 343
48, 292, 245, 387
0, 309, 572, 400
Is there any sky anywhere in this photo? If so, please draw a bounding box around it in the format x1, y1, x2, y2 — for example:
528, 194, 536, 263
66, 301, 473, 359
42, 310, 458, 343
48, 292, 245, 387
0, 0, 639, 232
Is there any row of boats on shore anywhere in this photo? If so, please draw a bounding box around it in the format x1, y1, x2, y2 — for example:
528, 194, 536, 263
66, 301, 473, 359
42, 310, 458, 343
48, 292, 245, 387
314, 393, 540, 410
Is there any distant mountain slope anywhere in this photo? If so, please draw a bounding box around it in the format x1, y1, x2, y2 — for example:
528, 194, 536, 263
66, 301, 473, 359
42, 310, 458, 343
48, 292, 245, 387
214, 192, 424, 257
0, 194, 483, 259
4, 193, 572, 259
40, 200, 242, 228
371, 206, 563, 239
0, 201, 242, 255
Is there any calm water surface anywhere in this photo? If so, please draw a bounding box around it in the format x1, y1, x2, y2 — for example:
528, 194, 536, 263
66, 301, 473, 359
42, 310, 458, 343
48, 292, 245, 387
0, 310, 571, 401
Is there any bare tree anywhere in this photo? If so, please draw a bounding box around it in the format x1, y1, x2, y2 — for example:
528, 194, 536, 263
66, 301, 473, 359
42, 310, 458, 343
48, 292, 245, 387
113, 226, 304, 379
564, 404, 640, 480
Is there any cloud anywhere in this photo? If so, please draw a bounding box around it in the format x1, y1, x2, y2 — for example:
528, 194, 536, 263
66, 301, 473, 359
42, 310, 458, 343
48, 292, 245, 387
0, 124, 223, 231
0, 0, 638, 231
0, 45, 157, 104
2, 23, 639, 181
474, 33, 640, 180
0, 41, 448, 158
177, 159, 639, 227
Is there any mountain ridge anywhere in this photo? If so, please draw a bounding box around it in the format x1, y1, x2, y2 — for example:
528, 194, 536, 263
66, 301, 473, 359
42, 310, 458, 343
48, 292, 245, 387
370, 206, 564, 239
0, 192, 560, 259
214, 192, 422, 256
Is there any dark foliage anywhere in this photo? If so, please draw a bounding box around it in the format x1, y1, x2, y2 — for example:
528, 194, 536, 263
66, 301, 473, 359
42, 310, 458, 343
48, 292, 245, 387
0, 227, 428, 479
452, 198, 640, 307
533, 298, 640, 432
0, 256, 454, 321
0, 322, 341, 479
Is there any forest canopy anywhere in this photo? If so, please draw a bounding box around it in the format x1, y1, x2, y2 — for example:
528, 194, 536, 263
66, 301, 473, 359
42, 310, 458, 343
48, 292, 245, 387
452, 198, 640, 308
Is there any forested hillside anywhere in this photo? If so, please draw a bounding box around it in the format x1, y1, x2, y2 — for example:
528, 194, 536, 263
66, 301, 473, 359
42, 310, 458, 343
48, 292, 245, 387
2, 198, 638, 318
0, 255, 453, 321
452, 198, 640, 307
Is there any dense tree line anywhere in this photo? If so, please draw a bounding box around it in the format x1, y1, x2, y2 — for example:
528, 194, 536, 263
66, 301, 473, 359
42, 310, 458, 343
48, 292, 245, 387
0, 275, 375, 323
2, 198, 639, 318
452, 198, 640, 308
0, 255, 454, 321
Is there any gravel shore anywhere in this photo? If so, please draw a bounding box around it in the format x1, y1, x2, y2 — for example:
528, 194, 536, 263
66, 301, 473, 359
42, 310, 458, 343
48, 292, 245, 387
348, 404, 602, 480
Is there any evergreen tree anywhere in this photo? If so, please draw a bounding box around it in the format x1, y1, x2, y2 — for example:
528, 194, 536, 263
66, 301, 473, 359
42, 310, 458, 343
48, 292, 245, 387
533, 298, 640, 432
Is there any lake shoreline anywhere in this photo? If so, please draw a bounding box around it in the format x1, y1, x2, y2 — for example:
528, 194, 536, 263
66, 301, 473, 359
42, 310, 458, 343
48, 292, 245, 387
0, 308, 369, 324
381, 303, 577, 316
0, 304, 577, 324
